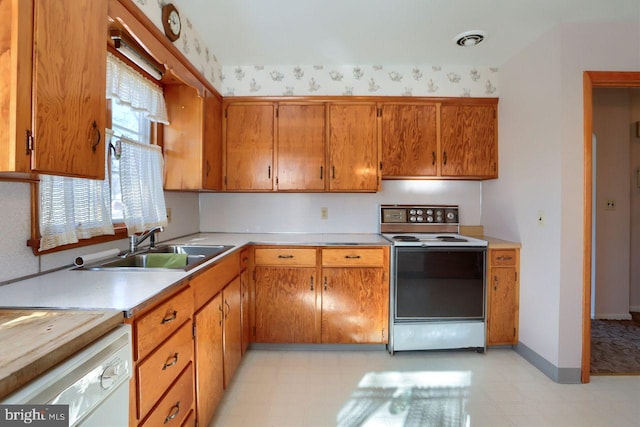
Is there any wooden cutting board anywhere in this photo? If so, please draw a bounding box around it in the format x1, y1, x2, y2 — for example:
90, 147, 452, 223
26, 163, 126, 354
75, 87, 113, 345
0, 309, 124, 400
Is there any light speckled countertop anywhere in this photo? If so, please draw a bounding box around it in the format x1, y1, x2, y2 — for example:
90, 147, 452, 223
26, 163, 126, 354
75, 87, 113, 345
0, 233, 390, 317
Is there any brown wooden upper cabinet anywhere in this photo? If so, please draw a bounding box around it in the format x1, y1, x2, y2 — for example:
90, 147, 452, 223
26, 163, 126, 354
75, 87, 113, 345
381, 99, 498, 180
163, 87, 223, 190
327, 102, 380, 192
0, 0, 107, 180
277, 103, 326, 191
440, 102, 498, 178
224, 102, 275, 191
381, 103, 438, 177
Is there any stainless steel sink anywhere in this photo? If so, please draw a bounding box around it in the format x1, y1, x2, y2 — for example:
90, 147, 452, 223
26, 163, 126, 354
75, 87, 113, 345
78, 245, 234, 271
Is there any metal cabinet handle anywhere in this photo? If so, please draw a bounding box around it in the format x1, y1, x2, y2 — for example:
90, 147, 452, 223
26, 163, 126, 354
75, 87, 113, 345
278, 254, 294, 259
162, 353, 179, 370
345, 255, 361, 259
320, 166, 323, 179
493, 275, 498, 291
432, 151, 436, 166
90, 121, 101, 153
310, 276, 314, 291
332, 166, 336, 179
161, 310, 177, 324
443, 151, 447, 165
324, 276, 328, 291
224, 300, 230, 318
268, 165, 271, 179
496, 256, 513, 261
164, 401, 180, 424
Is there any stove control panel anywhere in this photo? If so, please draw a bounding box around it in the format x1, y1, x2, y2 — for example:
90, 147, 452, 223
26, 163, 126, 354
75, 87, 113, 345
382, 205, 458, 224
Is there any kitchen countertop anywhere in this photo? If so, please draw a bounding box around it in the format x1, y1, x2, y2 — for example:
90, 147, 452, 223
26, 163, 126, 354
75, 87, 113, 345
0, 233, 390, 317
0, 309, 123, 400
482, 236, 522, 249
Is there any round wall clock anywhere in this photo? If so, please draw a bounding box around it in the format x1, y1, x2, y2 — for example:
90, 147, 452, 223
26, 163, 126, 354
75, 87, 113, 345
161, 3, 181, 42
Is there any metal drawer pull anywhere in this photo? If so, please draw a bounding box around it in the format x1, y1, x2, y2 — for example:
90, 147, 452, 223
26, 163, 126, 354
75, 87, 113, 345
278, 254, 294, 259
161, 310, 178, 324
162, 353, 179, 370
164, 402, 180, 424
496, 256, 513, 261
345, 255, 361, 259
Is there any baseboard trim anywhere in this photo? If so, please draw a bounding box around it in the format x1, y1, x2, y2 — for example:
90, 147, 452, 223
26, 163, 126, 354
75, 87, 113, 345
594, 313, 632, 320
249, 343, 387, 351
630, 306, 640, 313
514, 342, 581, 384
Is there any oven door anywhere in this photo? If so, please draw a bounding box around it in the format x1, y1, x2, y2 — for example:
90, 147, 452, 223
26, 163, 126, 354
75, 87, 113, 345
394, 246, 486, 321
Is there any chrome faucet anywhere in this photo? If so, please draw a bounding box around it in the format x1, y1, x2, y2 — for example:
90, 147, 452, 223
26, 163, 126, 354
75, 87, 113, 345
129, 226, 164, 253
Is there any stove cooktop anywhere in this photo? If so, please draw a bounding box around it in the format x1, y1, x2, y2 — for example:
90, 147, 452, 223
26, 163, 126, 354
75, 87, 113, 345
382, 233, 488, 247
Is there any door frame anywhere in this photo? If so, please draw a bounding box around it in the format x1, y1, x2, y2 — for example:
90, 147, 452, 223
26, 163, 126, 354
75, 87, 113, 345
582, 71, 640, 383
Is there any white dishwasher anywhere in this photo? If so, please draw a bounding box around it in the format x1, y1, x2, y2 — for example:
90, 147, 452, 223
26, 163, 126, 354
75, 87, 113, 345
1, 324, 132, 427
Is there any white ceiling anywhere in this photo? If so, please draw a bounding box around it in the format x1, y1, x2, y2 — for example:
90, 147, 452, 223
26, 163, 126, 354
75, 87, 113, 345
172, 0, 640, 67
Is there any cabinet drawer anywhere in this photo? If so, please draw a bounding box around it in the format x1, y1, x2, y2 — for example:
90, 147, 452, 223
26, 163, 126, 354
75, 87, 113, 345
192, 251, 239, 310
140, 363, 194, 427
490, 249, 517, 266
138, 321, 194, 419
135, 287, 193, 360
322, 248, 385, 267
255, 248, 316, 266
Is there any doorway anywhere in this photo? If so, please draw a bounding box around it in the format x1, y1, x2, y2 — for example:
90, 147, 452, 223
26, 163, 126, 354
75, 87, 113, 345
582, 71, 640, 383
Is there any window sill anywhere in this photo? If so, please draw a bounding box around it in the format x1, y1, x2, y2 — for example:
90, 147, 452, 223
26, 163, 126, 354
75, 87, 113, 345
27, 225, 129, 256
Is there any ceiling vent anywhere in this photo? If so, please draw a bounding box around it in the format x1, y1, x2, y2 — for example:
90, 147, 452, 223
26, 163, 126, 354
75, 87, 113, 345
454, 31, 486, 47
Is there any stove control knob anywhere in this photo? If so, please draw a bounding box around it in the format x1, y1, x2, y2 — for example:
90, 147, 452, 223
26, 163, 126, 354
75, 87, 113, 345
446, 212, 456, 221
416, 209, 423, 215
409, 209, 416, 215
416, 216, 423, 222
426, 209, 433, 215
409, 216, 417, 222
426, 216, 434, 223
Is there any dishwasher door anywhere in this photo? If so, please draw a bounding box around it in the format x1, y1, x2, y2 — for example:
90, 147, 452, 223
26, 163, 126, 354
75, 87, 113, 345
1, 325, 132, 427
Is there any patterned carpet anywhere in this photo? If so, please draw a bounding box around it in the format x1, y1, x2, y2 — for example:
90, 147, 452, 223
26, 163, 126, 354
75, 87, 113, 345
591, 319, 640, 375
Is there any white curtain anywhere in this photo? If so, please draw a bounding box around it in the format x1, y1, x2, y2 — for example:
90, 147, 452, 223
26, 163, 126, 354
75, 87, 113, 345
39, 142, 114, 251
118, 136, 168, 235
106, 52, 169, 124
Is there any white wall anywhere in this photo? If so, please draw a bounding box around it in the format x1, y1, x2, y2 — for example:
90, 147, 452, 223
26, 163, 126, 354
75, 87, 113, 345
593, 89, 631, 319
200, 180, 482, 233
483, 21, 640, 372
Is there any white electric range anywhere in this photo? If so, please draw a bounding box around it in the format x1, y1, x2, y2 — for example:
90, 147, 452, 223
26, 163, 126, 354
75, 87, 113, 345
380, 204, 488, 354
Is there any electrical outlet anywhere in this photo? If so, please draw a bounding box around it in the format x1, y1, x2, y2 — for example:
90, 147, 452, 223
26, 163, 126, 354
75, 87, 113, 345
537, 210, 545, 227
166, 208, 172, 223
605, 199, 616, 210
321, 207, 328, 220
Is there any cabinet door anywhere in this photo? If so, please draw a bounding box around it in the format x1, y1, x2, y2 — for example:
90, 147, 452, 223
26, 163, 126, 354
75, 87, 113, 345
194, 293, 224, 427
440, 104, 497, 178
328, 103, 379, 191
381, 103, 438, 177
163, 85, 204, 190
31, 0, 107, 178
222, 277, 242, 388
321, 267, 387, 344
255, 267, 318, 343
277, 103, 326, 191
203, 90, 223, 190
488, 266, 518, 345
225, 103, 274, 190
240, 267, 250, 354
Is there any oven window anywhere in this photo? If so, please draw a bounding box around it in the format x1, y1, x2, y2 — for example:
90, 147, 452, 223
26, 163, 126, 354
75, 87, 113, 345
395, 248, 486, 320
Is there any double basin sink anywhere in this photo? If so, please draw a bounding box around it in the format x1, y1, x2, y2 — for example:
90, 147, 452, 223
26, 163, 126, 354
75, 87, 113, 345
80, 244, 234, 272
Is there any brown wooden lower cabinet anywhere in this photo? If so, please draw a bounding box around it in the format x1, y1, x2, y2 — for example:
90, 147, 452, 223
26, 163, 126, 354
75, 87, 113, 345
222, 277, 242, 388
253, 245, 389, 344
486, 248, 520, 346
